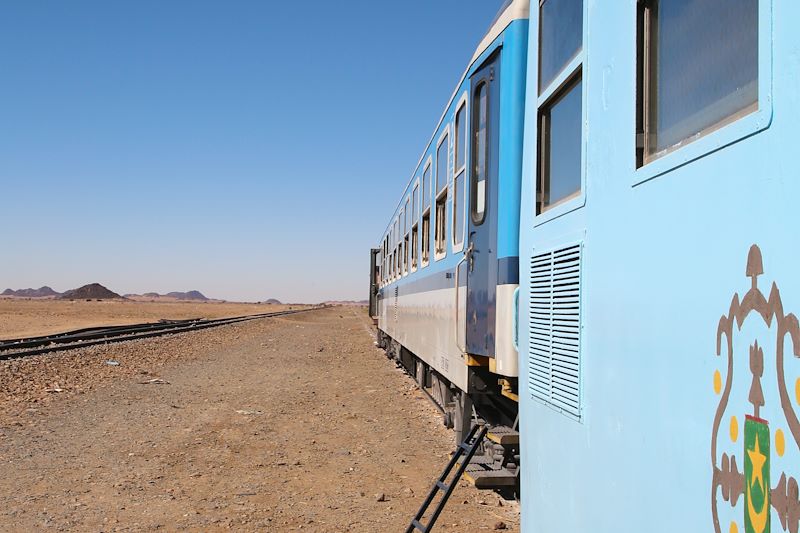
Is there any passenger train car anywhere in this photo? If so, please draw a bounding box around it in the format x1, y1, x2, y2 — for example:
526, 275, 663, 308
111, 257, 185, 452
369, 0, 529, 465
371, 0, 800, 531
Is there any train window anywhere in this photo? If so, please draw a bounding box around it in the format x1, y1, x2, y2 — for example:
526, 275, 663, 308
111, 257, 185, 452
537, 0, 584, 216
403, 234, 409, 275
453, 172, 465, 249
412, 184, 419, 224
471, 82, 488, 225
411, 224, 418, 271
397, 243, 402, 277
455, 103, 467, 172
538, 75, 583, 214
436, 132, 449, 194
423, 160, 432, 210
453, 101, 467, 250
539, 0, 582, 94
434, 193, 447, 259
636, 0, 758, 165
421, 212, 430, 267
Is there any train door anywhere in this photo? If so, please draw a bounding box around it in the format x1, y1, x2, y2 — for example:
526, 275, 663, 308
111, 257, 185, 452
465, 53, 500, 357
368, 248, 379, 321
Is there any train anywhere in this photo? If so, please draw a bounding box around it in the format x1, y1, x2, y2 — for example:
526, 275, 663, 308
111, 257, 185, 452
369, 0, 800, 531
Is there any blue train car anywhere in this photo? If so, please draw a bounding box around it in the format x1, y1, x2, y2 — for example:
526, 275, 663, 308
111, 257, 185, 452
516, 0, 800, 531
371, 0, 529, 488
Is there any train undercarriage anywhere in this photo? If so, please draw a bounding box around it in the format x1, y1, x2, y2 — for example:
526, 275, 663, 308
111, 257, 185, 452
376, 329, 520, 495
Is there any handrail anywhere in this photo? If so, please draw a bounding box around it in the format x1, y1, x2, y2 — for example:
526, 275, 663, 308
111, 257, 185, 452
454, 243, 473, 353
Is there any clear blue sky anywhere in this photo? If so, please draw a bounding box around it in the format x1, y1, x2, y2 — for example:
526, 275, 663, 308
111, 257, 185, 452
0, 1, 505, 303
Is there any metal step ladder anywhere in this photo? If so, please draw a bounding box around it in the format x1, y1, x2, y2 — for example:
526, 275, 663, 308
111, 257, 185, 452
405, 424, 488, 533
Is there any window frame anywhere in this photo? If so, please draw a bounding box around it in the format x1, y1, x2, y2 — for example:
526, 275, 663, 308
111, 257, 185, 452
399, 207, 406, 277
435, 125, 451, 197
394, 219, 400, 279
632, 0, 773, 186
410, 224, 419, 272
452, 92, 468, 253
434, 127, 450, 262
533, 0, 587, 227
421, 211, 431, 268
410, 179, 420, 273
422, 156, 433, 213
470, 79, 490, 227
421, 155, 433, 269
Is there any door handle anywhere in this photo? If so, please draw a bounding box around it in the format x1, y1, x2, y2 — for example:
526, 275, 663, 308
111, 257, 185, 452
467, 231, 477, 272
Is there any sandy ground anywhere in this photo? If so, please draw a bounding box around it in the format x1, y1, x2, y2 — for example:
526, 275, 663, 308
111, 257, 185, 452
0, 299, 304, 340
0, 307, 518, 532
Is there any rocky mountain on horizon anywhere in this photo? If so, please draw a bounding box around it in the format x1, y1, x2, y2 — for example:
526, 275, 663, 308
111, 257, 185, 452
1, 286, 61, 298
124, 290, 210, 301
322, 300, 369, 306
59, 283, 123, 300
165, 290, 208, 301
263, 298, 282, 305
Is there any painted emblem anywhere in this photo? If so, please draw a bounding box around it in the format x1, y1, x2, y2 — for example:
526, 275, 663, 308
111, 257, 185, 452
712, 245, 800, 533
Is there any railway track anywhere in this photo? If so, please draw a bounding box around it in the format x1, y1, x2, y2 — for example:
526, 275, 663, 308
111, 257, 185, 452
0, 307, 322, 360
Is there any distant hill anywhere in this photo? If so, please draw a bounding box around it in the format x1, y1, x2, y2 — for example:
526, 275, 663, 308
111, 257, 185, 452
323, 300, 368, 306
263, 298, 282, 305
1, 286, 61, 298
165, 290, 208, 301
59, 283, 123, 300
124, 290, 213, 302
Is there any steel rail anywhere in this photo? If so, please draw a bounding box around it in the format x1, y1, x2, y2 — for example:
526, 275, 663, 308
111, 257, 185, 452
0, 308, 321, 360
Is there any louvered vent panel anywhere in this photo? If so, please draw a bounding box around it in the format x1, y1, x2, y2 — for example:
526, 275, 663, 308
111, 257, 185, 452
528, 243, 582, 418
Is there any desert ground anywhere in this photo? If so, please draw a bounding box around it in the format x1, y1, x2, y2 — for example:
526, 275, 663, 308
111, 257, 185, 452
0, 299, 303, 340
0, 307, 518, 531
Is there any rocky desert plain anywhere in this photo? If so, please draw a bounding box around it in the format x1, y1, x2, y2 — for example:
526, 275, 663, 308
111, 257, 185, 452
0, 295, 519, 531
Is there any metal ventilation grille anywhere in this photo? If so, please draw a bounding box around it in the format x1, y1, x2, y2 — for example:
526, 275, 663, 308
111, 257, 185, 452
529, 243, 582, 419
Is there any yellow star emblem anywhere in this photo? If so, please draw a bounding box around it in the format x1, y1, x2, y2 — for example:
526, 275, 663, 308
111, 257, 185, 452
747, 437, 767, 491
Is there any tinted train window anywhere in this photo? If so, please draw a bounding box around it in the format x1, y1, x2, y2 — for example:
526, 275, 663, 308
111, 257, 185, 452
455, 104, 467, 172
423, 162, 432, 209
538, 76, 583, 213
436, 134, 449, 193
412, 185, 419, 224
539, 0, 582, 93
453, 172, 465, 248
637, 0, 758, 164
471, 82, 488, 225
421, 213, 430, 266
537, 0, 583, 216
435, 197, 446, 257
453, 102, 467, 248
411, 226, 418, 271
403, 235, 409, 275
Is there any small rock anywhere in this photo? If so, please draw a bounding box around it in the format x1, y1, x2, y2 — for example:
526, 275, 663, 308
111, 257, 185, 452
494, 522, 507, 530
375, 493, 387, 502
